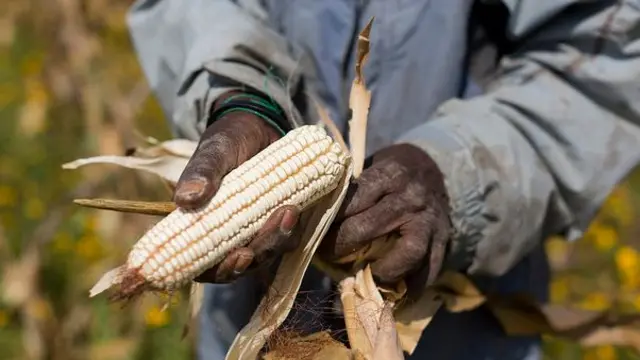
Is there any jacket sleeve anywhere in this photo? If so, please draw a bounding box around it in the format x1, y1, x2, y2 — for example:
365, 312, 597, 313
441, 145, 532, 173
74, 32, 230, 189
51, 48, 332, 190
126, 0, 307, 141
396, 0, 640, 277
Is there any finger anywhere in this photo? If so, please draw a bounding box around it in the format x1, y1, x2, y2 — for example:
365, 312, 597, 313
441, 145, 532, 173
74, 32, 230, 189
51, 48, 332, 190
193, 205, 301, 283
370, 214, 431, 284
426, 215, 452, 286
338, 160, 408, 219
399, 214, 452, 297
320, 193, 413, 260
174, 115, 278, 209
192, 206, 301, 284
194, 247, 255, 284
248, 205, 302, 262
173, 125, 238, 209
337, 168, 389, 220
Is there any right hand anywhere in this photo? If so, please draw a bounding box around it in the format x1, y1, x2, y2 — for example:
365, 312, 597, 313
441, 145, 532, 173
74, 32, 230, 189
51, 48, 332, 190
173, 92, 302, 284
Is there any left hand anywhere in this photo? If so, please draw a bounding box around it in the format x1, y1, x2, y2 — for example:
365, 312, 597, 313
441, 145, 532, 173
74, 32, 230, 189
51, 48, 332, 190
318, 143, 453, 287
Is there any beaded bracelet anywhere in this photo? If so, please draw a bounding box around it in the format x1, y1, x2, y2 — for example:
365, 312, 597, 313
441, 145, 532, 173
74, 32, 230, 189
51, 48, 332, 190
207, 93, 289, 136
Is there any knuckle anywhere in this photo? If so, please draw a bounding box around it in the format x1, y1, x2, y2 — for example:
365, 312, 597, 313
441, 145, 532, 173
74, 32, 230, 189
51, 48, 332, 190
362, 159, 400, 181
401, 183, 427, 208
357, 167, 384, 188
383, 160, 410, 180
202, 133, 234, 154
336, 221, 368, 251
337, 222, 360, 243
403, 237, 428, 261
360, 160, 410, 193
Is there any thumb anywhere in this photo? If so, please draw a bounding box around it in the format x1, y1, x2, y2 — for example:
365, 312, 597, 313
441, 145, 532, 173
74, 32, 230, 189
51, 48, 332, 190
174, 113, 280, 209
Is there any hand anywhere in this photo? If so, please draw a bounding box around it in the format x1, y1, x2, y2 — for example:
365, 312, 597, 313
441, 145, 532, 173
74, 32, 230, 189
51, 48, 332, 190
173, 92, 302, 283
318, 143, 452, 288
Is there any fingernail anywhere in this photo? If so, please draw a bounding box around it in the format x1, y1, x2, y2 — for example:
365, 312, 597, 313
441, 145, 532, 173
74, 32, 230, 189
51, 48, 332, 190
279, 209, 298, 235
175, 179, 207, 200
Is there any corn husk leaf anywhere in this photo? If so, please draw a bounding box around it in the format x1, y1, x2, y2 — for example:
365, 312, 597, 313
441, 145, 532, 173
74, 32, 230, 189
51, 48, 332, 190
73, 198, 176, 216
129, 138, 197, 158
340, 266, 403, 360
348, 17, 373, 178
61, 139, 197, 184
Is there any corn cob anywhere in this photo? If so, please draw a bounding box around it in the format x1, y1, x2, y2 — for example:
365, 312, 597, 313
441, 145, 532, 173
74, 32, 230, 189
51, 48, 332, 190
89, 124, 350, 301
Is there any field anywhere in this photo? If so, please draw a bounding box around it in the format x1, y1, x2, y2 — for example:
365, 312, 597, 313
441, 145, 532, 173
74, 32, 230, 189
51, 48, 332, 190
1, 1, 640, 359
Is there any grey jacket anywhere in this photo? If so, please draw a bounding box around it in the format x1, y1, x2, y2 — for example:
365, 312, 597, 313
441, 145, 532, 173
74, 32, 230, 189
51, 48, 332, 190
125, 0, 640, 280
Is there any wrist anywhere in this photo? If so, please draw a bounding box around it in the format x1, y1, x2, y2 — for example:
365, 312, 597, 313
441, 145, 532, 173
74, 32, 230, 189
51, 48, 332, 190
208, 90, 291, 136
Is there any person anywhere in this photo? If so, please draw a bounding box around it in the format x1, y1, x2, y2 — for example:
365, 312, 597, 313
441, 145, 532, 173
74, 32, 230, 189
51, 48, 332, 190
125, 1, 640, 359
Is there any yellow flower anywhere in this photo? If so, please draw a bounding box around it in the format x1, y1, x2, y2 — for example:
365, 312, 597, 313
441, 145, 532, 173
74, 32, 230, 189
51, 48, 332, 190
75, 234, 103, 262
0, 185, 16, 207
546, 236, 569, 266
144, 304, 170, 328
580, 292, 610, 311
594, 345, 616, 360
616, 246, 640, 290
589, 223, 618, 252
604, 186, 633, 227
24, 197, 44, 220
550, 277, 570, 303
24, 77, 48, 103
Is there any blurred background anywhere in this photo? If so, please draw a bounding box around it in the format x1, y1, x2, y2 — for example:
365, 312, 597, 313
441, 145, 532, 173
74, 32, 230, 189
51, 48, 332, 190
1, 1, 640, 359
